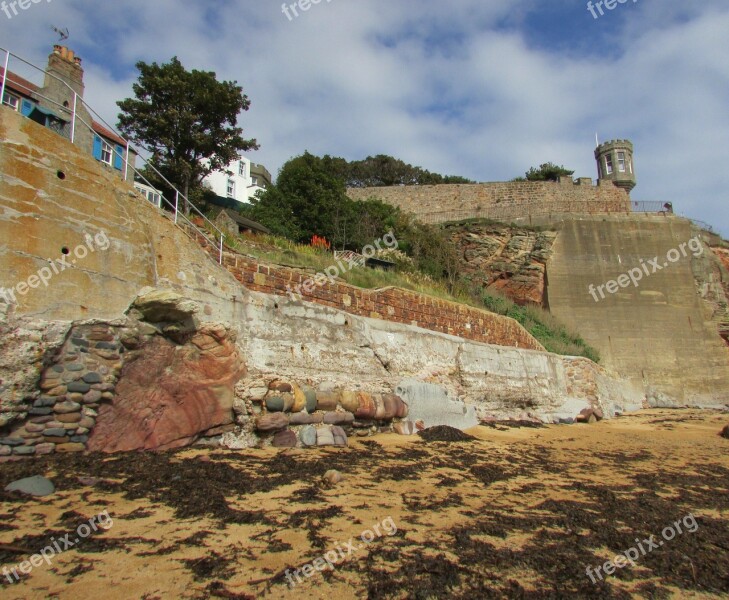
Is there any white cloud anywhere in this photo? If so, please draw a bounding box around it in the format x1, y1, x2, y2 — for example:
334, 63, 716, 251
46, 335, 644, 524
1, 0, 727, 235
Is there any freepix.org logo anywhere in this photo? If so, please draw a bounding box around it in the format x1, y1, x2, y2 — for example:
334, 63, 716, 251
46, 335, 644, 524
0, 231, 110, 306
1, 0, 53, 21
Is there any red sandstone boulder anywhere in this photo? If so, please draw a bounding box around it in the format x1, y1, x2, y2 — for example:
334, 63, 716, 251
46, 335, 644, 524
88, 325, 245, 452
256, 413, 289, 432
354, 392, 376, 419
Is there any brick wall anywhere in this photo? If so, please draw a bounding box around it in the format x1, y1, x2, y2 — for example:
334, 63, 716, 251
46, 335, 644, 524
189, 230, 543, 351
347, 179, 631, 224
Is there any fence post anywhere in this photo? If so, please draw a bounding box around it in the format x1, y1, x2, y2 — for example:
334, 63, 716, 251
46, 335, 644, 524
0, 50, 9, 110
70, 92, 77, 143
124, 142, 130, 181
174, 191, 179, 224
219, 233, 224, 264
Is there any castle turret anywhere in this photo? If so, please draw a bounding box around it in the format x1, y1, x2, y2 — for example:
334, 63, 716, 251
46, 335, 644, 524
595, 139, 636, 193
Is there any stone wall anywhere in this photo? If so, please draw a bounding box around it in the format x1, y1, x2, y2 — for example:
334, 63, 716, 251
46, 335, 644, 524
347, 178, 631, 225
217, 247, 543, 351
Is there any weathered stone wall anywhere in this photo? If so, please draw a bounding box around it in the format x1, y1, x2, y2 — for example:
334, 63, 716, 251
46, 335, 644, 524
547, 215, 729, 405
347, 178, 631, 225
217, 249, 543, 351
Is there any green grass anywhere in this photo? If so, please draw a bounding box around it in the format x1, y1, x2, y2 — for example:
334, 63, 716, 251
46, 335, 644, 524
480, 292, 600, 362
218, 230, 600, 362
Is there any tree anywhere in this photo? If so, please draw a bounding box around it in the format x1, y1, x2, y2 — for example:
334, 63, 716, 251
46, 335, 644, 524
514, 162, 574, 182
344, 155, 474, 187
117, 57, 258, 213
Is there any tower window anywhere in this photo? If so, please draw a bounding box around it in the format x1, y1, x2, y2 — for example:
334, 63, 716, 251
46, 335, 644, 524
605, 155, 613, 175
617, 152, 626, 172
227, 178, 235, 198
238, 161, 246, 177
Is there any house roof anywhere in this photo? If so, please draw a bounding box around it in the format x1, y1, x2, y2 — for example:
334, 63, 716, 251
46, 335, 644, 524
219, 208, 270, 234
92, 121, 127, 147
0, 67, 39, 97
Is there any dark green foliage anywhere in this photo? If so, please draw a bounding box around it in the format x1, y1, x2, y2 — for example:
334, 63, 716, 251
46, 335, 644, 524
513, 162, 575, 182
117, 57, 258, 209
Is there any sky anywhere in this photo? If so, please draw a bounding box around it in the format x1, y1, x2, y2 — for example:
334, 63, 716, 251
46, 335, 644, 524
1, 0, 728, 236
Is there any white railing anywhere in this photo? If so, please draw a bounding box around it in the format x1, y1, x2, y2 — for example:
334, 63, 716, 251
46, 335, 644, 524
0, 47, 225, 263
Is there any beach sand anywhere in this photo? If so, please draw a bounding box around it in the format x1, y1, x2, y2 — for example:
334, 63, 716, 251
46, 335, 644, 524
1, 408, 728, 599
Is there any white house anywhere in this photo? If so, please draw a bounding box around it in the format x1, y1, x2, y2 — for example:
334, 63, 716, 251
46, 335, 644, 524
202, 155, 272, 205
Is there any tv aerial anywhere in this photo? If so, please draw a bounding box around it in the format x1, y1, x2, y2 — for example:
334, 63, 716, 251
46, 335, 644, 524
51, 26, 70, 42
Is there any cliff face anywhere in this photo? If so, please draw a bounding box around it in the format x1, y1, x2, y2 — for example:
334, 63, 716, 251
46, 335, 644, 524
547, 216, 729, 405
0, 107, 646, 457
445, 222, 557, 306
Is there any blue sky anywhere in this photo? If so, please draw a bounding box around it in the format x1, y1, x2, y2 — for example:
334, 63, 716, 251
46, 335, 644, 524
1, 0, 728, 236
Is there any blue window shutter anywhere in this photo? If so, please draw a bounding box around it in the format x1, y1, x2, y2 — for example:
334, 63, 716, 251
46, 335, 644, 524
113, 144, 124, 170
20, 99, 34, 116
92, 135, 102, 161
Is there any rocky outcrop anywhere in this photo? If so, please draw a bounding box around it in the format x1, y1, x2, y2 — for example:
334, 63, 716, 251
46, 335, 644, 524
88, 322, 245, 452
445, 222, 557, 305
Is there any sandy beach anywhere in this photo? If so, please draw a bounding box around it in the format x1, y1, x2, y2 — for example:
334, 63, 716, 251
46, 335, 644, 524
1, 408, 728, 599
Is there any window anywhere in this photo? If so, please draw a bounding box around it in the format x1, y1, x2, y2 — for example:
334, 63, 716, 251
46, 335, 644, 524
227, 179, 235, 198
617, 152, 626, 172
2, 92, 19, 111
238, 161, 246, 177
101, 141, 113, 165
605, 155, 613, 175
251, 176, 258, 186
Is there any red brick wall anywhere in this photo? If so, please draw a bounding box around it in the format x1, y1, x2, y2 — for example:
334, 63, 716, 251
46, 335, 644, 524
189, 233, 544, 350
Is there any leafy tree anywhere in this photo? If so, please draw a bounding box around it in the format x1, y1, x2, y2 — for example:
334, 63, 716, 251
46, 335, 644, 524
514, 162, 574, 182
117, 57, 258, 213
344, 155, 473, 187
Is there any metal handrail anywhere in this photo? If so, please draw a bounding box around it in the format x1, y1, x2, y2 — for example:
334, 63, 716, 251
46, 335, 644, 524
0, 46, 224, 263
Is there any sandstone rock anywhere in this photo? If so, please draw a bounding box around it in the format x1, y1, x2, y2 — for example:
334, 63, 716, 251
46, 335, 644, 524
323, 411, 355, 425
13, 446, 35, 455
56, 413, 82, 424
87, 324, 245, 452
0, 445, 11, 456
25, 422, 46, 433
248, 387, 268, 401
34, 443, 55, 455
340, 390, 359, 413
354, 392, 376, 419
256, 413, 289, 432
322, 470, 343, 486
204, 423, 236, 436
331, 426, 348, 446
55, 443, 86, 453
376, 394, 404, 420
54, 400, 81, 414
268, 380, 293, 393
291, 384, 307, 413
78, 417, 95, 429
394, 421, 417, 435
272, 430, 297, 448
83, 390, 103, 404
289, 412, 323, 425
415, 420, 426, 431
43, 436, 70, 444
132, 289, 199, 323
316, 390, 340, 411
317, 427, 335, 446
300, 426, 317, 447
